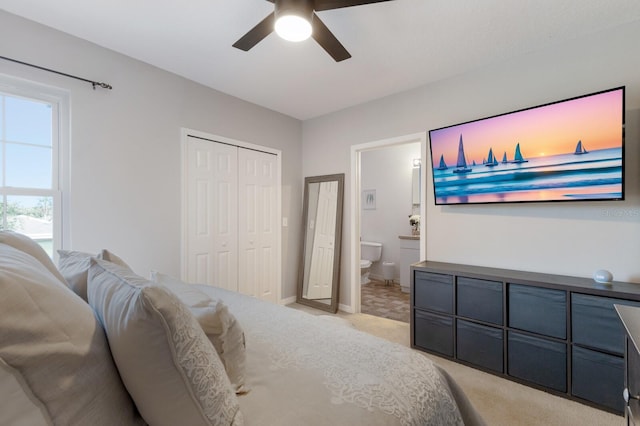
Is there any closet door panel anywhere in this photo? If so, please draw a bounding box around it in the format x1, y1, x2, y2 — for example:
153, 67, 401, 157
238, 148, 278, 302
186, 137, 238, 291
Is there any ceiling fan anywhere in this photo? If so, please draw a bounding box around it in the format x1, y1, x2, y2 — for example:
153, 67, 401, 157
233, 0, 394, 62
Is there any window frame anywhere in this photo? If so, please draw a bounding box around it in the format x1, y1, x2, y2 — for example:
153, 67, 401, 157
0, 75, 69, 259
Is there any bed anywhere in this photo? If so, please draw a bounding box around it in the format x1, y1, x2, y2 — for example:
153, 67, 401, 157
0, 231, 485, 426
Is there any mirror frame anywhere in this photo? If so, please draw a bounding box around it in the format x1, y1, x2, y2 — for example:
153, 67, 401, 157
296, 173, 345, 313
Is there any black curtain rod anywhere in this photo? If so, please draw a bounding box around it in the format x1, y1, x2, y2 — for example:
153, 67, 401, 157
0, 55, 112, 90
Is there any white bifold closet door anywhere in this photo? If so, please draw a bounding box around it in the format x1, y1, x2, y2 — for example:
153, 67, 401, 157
237, 147, 277, 302
185, 136, 277, 302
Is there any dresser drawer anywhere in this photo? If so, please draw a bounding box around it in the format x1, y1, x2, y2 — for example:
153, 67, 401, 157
509, 284, 566, 339
572, 294, 640, 355
457, 277, 503, 325
414, 310, 453, 356
457, 320, 503, 373
508, 331, 567, 392
414, 271, 453, 314
572, 345, 624, 413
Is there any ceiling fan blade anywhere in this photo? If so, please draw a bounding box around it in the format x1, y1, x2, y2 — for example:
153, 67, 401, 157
232, 12, 275, 51
314, 0, 393, 11
311, 14, 351, 62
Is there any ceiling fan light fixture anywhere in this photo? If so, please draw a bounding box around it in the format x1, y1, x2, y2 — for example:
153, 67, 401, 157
274, 0, 314, 42
275, 15, 312, 42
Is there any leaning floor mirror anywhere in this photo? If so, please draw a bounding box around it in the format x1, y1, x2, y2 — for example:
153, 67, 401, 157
296, 173, 345, 313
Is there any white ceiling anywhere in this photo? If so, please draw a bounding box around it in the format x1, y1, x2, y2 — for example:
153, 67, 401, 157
2, 0, 640, 120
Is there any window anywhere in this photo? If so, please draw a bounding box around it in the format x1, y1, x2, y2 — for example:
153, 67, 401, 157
0, 79, 67, 257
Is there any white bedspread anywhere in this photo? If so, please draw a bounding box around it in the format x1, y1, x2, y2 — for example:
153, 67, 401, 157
195, 286, 485, 426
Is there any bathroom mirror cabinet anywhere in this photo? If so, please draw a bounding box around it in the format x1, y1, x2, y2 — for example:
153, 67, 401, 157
297, 174, 345, 313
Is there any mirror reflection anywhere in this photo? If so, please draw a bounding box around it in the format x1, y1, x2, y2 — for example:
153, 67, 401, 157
297, 174, 344, 313
412, 164, 421, 206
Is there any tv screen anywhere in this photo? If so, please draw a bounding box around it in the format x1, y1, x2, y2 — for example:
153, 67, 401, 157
428, 86, 625, 205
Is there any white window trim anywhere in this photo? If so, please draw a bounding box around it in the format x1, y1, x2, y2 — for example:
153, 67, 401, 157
0, 74, 70, 259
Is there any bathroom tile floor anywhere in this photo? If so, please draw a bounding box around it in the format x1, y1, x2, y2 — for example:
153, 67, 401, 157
361, 279, 410, 323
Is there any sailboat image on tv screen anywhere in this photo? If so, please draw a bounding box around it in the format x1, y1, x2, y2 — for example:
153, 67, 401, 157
453, 134, 472, 174
437, 154, 448, 170
511, 143, 528, 163
485, 148, 498, 167
574, 140, 589, 155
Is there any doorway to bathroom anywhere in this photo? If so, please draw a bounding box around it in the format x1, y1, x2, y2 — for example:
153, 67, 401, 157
349, 132, 426, 320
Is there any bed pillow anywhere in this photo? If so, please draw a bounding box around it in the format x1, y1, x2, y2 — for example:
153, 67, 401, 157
0, 230, 67, 284
0, 243, 144, 426
88, 259, 243, 426
99, 249, 132, 269
57, 249, 132, 301
150, 271, 248, 394
57, 250, 96, 301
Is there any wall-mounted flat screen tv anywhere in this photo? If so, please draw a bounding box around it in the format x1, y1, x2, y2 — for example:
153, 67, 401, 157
428, 86, 625, 205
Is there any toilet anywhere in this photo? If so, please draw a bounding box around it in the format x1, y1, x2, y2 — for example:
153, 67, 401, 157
360, 241, 382, 285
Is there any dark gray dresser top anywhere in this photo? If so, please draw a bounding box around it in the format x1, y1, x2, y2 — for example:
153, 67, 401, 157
412, 261, 640, 301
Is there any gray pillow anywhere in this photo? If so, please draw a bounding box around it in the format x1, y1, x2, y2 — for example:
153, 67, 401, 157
88, 259, 244, 426
57, 250, 95, 301
57, 249, 133, 301
0, 243, 144, 426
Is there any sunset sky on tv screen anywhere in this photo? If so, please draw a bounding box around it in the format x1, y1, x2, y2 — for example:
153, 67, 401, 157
430, 88, 623, 168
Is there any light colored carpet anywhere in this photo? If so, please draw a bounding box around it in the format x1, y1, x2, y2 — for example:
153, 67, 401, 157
289, 303, 625, 426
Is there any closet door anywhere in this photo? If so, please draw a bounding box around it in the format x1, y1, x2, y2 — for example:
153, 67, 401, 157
186, 137, 238, 291
237, 148, 278, 302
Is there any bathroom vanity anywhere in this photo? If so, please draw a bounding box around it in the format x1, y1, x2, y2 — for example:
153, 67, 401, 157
411, 261, 640, 415
398, 235, 419, 293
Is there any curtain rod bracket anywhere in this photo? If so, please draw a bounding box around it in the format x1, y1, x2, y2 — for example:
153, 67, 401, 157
92, 82, 112, 90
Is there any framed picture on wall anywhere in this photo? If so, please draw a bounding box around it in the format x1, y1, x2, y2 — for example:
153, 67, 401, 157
362, 189, 376, 210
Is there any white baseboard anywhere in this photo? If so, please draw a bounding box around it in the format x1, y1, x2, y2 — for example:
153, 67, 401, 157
280, 295, 297, 305
339, 302, 354, 313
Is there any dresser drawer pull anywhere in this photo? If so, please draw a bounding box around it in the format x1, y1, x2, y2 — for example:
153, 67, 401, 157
624, 388, 640, 403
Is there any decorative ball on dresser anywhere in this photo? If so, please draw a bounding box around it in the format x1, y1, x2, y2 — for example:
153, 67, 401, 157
592, 269, 613, 284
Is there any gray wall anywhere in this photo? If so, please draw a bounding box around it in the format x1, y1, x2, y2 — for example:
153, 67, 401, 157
303, 21, 640, 308
4, 9, 639, 311
0, 11, 303, 300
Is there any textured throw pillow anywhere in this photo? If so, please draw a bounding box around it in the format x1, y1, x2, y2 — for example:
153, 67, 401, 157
57, 249, 133, 301
150, 271, 248, 394
0, 230, 67, 284
88, 259, 243, 426
192, 302, 248, 394
0, 243, 144, 426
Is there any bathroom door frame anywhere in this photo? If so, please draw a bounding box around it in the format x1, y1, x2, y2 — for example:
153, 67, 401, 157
349, 132, 427, 314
